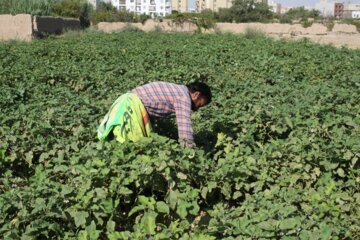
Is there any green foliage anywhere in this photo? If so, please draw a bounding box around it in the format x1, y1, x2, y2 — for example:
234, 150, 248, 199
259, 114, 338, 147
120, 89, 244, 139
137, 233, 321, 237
0, 0, 91, 28
279, 14, 292, 24
0, 0, 56, 16
52, 0, 92, 28
280, 6, 320, 22
301, 19, 313, 28
243, 27, 266, 39
0, 32, 360, 239
153, 25, 163, 32
166, 11, 216, 32
216, 8, 233, 23
121, 24, 144, 32
324, 19, 335, 31
228, 0, 273, 23
90, 2, 149, 24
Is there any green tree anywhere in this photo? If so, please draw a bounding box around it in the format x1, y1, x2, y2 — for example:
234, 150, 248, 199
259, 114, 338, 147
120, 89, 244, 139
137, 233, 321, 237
216, 8, 233, 22
284, 6, 320, 21
52, 0, 92, 28
230, 0, 273, 23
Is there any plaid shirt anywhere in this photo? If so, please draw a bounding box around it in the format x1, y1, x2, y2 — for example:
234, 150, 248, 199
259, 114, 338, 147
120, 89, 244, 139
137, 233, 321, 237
132, 81, 194, 147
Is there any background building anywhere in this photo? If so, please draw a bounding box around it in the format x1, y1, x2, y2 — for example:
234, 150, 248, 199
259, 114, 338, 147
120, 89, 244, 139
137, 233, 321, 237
172, 0, 188, 12
334, 2, 360, 18
334, 3, 344, 18
315, 0, 337, 17
196, 0, 231, 12
352, 10, 360, 18
343, 3, 360, 18
268, 0, 281, 14
110, 0, 171, 17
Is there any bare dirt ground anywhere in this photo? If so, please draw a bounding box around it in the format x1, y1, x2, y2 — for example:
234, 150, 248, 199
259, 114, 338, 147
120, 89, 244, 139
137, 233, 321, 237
96, 21, 360, 49
284, 33, 360, 49
216, 23, 360, 49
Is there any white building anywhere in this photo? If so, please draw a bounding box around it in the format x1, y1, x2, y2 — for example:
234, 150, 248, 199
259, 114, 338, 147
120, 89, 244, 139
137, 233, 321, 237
268, 0, 281, 14
353, 11, 360, 18
315, 0, 336, 17
110, 0, 171, 17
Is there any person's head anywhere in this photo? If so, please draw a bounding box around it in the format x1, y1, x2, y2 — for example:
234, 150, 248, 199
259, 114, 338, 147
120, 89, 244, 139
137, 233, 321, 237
186, 82, 212, 111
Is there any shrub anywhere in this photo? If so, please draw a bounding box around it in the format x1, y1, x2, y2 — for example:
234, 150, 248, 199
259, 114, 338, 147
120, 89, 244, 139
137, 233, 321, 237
279, 15, 292, 24
121, 24, 143, 32
52, 0, 91, 28
244, 27, 266, 39
153, 25, 163, 32
325, 20, 335, 31
215, 8, 233, 23
301, 19, 313, 28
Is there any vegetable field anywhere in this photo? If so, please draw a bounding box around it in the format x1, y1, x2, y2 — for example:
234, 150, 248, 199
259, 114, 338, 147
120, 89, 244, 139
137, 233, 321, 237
0, 32, 359, 239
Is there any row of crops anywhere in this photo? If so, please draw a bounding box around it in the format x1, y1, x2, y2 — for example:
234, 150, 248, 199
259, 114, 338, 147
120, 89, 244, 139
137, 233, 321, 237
0, 32, 359, 239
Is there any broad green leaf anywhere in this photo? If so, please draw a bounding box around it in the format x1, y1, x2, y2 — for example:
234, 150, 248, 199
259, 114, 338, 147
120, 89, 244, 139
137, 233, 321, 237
176, 202, 188, 219
141, 212, 157, 235
156, 201, 170, 214
176, 172, 187, 180
70, 211, 89, 228
337, 168, 345, 178
279, 218, 299, 230
119, 187, 133, 195
167, 190, 178, 210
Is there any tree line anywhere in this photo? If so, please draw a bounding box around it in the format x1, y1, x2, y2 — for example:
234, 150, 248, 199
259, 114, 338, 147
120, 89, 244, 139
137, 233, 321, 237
0, 0, 328, 27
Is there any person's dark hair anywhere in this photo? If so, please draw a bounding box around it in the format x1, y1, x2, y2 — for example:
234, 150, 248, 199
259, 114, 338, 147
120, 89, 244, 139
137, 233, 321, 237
186, 82, 212, 103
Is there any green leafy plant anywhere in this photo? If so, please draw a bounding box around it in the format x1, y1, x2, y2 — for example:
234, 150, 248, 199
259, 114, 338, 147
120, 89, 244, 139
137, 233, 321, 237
0, 31, 359, 239
244, 27, 266, 39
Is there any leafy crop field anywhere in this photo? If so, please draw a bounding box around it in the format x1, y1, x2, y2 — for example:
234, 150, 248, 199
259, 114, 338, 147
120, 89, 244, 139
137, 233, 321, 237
0, 32, 359, 239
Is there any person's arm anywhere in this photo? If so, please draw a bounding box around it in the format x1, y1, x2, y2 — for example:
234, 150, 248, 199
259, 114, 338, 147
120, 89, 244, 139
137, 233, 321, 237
174, 99, 195, 147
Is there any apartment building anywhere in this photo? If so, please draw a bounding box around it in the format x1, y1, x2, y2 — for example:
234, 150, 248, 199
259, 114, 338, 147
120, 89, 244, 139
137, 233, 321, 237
172, 0, 188, 12
196, 0, 232, 12
110, 0, 171, 17
334, 3, 344, 18
334, 2, 360, 18
343, 3, 360, 18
